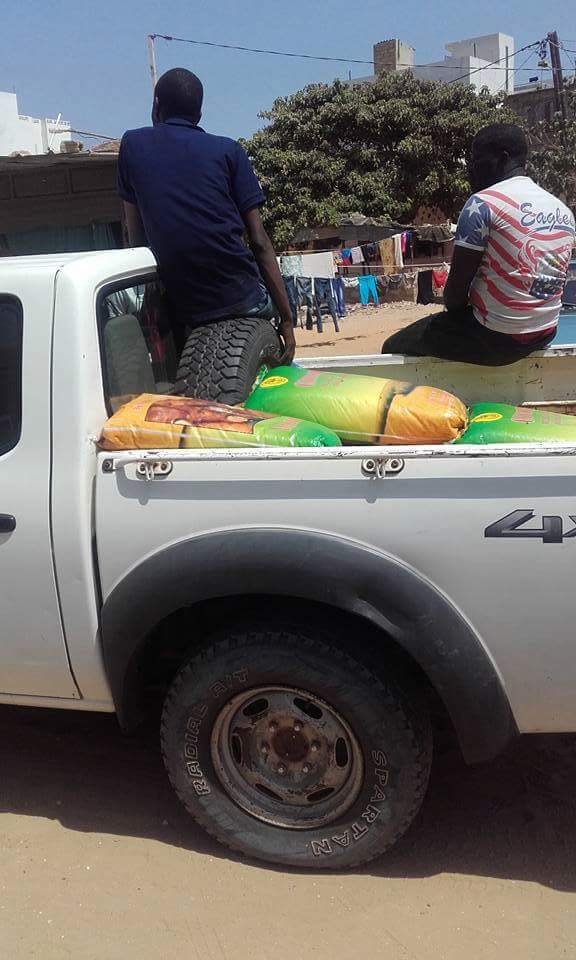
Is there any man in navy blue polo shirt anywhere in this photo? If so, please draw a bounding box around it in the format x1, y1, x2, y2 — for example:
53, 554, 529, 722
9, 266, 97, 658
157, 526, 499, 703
118, 68, 295, 363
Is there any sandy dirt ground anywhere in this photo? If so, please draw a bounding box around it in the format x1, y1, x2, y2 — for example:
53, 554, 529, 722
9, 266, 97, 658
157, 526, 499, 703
295, 302, 443, 358
1, 704, 575, 959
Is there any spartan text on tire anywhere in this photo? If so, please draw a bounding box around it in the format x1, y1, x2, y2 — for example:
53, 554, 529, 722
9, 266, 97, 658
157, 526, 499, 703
310, 750, 389, 857
185, 704, 211, 796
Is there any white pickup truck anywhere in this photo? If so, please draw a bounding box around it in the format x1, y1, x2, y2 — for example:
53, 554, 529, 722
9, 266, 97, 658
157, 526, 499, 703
2, 248, 576, 870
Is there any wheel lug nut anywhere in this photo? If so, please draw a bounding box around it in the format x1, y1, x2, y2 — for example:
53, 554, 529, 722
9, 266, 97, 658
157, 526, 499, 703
311, 741, 320, 752
277, 764, 287, 775
293, 721, 302, 732
302, 764, 311, 774
269, 721, 278, 732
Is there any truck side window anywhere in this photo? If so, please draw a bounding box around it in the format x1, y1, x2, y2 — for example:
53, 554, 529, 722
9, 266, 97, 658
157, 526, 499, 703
99, 279, 178, 413
0, 296, 23, 456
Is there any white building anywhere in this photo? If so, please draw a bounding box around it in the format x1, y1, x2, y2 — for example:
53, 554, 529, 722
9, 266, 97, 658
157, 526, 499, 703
0, 91, 71, 156
413, 34, 515, 95
354, 33, 515, 97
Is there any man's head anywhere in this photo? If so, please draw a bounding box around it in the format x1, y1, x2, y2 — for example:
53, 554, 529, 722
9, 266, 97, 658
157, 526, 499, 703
469, 123, 529, 192
153, 68, 204, 125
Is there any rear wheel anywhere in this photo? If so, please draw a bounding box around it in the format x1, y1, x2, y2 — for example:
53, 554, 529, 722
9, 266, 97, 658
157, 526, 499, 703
160, 627, 432, 870
174, 317, 281, 405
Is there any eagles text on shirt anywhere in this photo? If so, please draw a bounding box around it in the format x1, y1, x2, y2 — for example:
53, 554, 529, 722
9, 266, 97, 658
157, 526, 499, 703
455, 176, 575, 335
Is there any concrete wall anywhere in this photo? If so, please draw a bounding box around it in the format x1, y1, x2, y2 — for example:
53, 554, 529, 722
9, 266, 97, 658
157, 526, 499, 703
0, 92, 71, 155
413, 51, 510, 96
507, 84, 556, 124
446, 33, 515, 94
374, 39, 414, 74
413, 55, 502, 93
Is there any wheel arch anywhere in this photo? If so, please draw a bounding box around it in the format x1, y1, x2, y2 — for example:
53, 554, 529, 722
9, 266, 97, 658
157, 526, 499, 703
99, 528, 517, 763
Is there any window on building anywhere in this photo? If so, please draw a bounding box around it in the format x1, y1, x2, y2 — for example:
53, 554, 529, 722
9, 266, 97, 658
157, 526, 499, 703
0, 296, 23, 456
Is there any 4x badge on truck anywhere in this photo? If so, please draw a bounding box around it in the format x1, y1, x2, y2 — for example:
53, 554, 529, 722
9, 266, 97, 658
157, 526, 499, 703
485, 509, 576, 544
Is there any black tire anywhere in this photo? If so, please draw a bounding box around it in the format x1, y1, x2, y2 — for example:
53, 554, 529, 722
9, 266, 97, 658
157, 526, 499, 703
174, 317, 281, 405
160, 627, 432, 870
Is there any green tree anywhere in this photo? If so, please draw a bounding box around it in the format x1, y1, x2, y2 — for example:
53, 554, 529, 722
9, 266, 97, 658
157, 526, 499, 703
526, 86, 576, 209
244, 72, 515, 248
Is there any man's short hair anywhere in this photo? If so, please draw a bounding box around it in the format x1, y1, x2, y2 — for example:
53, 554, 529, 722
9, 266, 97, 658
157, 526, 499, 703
155, 68, 204, 123
472, 123, 529, 164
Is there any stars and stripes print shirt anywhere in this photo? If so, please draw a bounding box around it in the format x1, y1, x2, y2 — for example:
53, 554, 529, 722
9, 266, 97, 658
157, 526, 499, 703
454, 176, 575, 334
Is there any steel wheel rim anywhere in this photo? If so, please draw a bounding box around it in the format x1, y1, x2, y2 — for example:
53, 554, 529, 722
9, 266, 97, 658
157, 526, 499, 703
210, 685, 364, 830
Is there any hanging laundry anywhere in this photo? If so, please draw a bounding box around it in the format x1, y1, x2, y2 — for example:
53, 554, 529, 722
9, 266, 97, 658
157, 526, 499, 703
393, 235, 404, 271
388, 274, 403, 289
377, 275, 390, 296
284, 275, 314, 328
332, 277, 347, 318
280, 254, 303, 277
350, 246, 365, 265
358, 275, 379, 306
299, 251, 336, 279
417, 269, 434, 305
361, 242, 379, 263
341, 248, 352, 265
342, 277, 359, 287
333, 250, 344, 268
432, 267, 448, 297
314, 278, 340, 333
404, 231, 414, 260
378, 238, 396, 274
401, 232, 407, 255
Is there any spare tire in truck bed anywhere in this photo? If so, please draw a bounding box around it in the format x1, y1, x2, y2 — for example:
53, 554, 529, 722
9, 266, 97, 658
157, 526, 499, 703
174, 317, 281, 405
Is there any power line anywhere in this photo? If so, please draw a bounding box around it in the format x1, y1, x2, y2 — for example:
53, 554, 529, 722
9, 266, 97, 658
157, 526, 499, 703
151, 34, 374, 66
494, 46, 538, 96
151, 33, 548, 73
559, 42, 576, 76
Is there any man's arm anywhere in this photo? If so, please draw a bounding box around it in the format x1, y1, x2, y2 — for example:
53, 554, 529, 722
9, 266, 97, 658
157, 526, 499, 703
122, 201, 147, 248
444, 246, 484, 312
445, 193, 490, 312
242, 207, 296, 365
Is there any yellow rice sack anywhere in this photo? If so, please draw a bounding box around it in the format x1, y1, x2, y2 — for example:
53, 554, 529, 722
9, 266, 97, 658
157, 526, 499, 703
99, 394, 342, 450
245, 366, 467, 444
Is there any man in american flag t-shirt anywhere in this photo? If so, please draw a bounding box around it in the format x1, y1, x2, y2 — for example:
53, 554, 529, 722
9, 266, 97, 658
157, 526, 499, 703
383, 124, 575, 364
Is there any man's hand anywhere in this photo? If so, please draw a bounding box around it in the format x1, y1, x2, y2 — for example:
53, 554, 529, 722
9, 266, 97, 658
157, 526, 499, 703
242, 207, 297, 365
277, 318, 296, 366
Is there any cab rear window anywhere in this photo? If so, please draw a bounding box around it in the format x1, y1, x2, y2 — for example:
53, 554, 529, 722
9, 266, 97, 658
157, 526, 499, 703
0, 296, 23, 455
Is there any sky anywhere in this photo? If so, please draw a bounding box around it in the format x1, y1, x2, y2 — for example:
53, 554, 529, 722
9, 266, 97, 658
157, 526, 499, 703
1, 0, 575, 144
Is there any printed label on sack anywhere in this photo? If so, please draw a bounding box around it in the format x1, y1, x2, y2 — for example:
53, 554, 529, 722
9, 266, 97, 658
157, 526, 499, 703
261, 376, 289, 388
471, 412, 503, 423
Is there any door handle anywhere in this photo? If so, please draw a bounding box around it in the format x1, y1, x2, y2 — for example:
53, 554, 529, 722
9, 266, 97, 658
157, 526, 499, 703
0, 514, 16, 533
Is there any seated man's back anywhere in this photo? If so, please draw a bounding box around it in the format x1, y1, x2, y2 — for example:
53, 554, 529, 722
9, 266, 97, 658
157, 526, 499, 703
460, 175, 574, 339
382, 124, 576, 365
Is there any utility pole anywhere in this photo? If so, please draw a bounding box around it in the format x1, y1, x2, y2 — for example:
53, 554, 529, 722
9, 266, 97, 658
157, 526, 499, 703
147, 34, 158, 91
548, 31, 568, 125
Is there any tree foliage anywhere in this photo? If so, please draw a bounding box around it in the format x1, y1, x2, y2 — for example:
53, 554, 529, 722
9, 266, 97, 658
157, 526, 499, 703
244, 72, 516, 247
527, 86, 576, 209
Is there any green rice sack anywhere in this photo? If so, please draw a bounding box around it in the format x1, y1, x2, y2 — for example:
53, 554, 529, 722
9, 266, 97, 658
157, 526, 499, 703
246, 365, 467, 445
456, 403, 576, 444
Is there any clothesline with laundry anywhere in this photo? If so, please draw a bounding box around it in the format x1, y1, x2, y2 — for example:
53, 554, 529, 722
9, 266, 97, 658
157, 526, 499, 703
278, 253, 424, 323
279, 228, 454, 281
